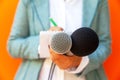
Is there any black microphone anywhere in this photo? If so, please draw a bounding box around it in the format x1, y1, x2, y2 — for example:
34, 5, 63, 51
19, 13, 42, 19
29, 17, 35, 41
70, 27, 99, 56
50, 27, 99, 56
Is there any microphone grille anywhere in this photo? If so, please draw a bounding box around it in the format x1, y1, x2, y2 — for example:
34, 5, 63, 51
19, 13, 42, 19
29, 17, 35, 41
50, 32, 72, 54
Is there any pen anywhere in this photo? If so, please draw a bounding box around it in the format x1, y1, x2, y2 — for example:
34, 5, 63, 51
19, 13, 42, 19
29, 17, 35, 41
50, 18, 58, 27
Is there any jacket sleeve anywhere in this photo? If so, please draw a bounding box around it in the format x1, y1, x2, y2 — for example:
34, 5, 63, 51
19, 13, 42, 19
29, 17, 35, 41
81, 0, 111, 75
7, 0, 40, 59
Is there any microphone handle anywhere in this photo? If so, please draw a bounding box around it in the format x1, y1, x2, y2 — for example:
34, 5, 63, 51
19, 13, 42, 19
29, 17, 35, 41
64, 51, 73, 56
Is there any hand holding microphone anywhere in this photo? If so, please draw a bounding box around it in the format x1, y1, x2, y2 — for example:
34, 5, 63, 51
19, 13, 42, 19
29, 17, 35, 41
48, 18, 82, 69
49, 33, 82, 69
49, 27, 99, 70
49, 47, 82, 69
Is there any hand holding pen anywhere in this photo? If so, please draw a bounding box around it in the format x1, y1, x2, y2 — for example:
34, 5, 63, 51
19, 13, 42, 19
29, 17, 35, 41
49, 18, 63, 31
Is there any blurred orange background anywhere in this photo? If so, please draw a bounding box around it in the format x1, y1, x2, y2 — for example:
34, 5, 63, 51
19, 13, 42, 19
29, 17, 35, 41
0, 0, 120, 80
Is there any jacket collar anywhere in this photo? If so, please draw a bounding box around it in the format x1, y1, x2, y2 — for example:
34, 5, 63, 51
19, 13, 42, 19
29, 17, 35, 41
33, 0, 99, 29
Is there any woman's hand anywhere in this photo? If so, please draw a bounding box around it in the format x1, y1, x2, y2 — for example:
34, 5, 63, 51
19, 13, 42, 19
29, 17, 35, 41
49, 47, 82, 70
49, 26, 63, 31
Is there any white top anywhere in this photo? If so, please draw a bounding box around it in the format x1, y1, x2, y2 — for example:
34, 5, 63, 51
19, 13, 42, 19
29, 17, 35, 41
50, 0, 83, 35
38, 0, 89, 80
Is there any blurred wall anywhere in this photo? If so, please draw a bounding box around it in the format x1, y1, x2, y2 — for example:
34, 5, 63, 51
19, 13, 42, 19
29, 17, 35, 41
0, 0, 21, 80
0, 0, 120, 80
104, 0, 120, 80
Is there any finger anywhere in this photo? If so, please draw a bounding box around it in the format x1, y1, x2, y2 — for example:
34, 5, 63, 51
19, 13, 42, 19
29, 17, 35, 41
57, 27, 63, 31
49, 27, 63, 31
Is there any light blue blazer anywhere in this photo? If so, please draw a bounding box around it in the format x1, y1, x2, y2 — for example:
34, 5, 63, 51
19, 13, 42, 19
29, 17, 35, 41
7, 0, 111, 80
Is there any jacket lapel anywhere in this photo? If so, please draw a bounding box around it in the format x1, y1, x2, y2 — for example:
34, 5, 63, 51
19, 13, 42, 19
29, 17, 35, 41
33, 0, 50, 30
82, 0, 99, 27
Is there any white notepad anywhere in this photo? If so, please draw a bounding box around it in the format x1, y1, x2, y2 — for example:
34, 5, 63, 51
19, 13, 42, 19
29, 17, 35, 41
39, 31, 62, 58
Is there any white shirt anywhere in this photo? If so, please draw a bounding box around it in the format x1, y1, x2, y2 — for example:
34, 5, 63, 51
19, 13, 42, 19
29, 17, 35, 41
50, 0, 83, 34
39, 0, 89, 80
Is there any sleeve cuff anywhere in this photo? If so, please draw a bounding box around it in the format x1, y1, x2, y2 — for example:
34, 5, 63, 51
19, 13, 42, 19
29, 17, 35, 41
38, 31, 52, 58
65, 56, 89, 74
38, 45, 50, 58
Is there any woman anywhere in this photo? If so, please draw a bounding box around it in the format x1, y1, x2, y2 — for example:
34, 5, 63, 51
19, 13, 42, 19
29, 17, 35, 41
7, 0, 111, 80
